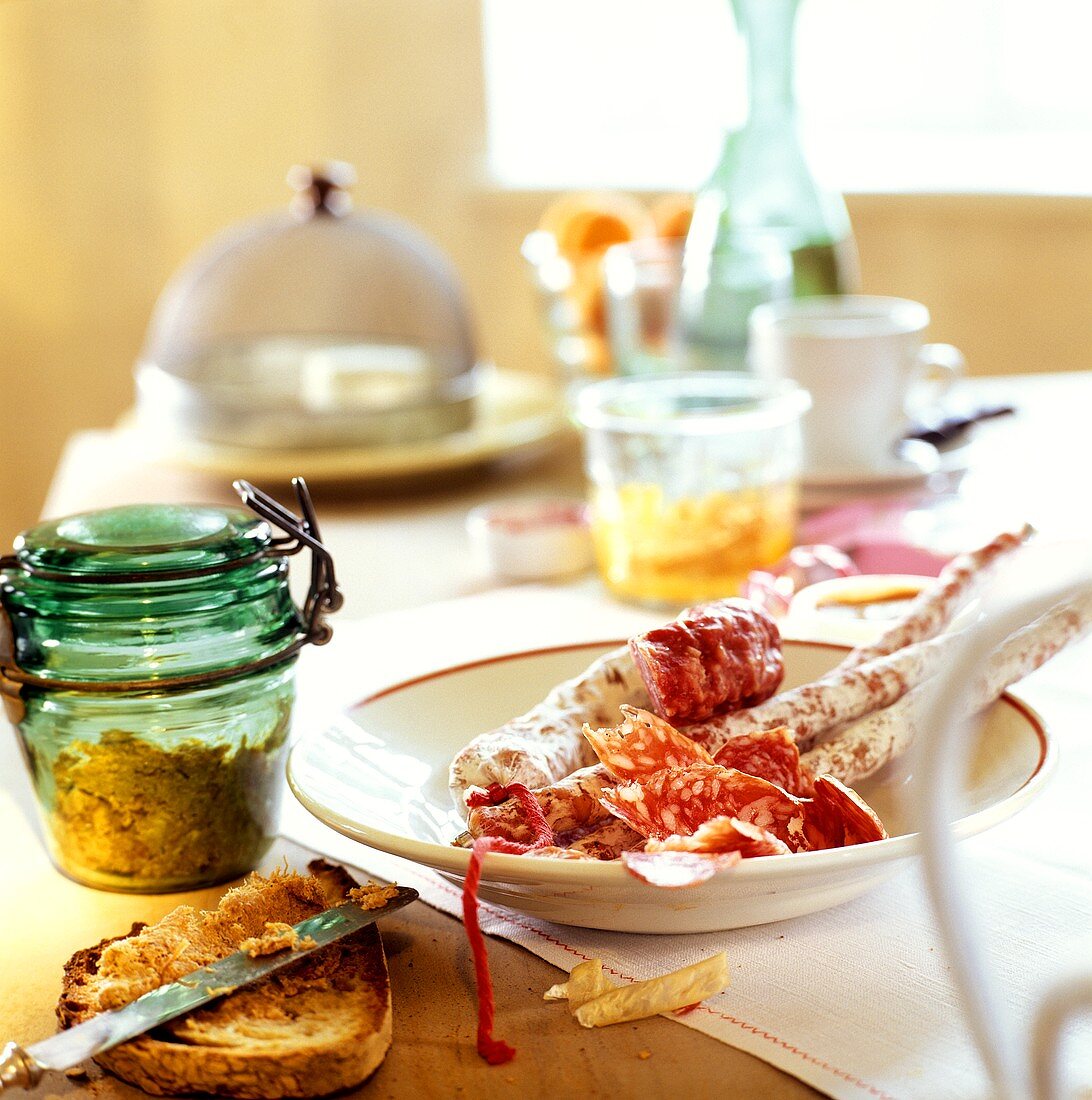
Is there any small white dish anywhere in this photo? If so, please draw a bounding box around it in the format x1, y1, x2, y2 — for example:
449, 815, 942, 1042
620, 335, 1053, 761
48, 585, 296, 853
466, 499, 594, 581
785, 574, 932, 645
800, 437, 977, 511
287, 639, 1052, 934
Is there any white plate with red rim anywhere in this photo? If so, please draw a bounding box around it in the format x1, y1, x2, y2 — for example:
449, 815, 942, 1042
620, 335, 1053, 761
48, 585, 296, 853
287, 639, 1053, 934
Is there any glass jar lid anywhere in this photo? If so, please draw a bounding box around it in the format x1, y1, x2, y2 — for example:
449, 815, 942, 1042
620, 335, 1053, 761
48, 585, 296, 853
0, 481, 342, 714
14, 504, 270, 581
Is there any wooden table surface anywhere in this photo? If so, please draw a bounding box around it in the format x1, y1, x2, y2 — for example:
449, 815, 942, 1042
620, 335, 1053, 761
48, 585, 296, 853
0, 795, 810, 1100
3, 371, 1090, 1099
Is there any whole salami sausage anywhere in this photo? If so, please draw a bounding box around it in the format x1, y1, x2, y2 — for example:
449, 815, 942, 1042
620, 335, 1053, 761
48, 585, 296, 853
629, 598, 783, 723
836, 525, 1033, 670
448, 644, 650, 811
802, 588, 1092, 786
467, 763, 615, 844
688, 630, 958, 754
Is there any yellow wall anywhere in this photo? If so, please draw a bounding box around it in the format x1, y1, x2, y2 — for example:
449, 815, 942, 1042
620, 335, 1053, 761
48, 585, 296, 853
1, 0, 1090, 538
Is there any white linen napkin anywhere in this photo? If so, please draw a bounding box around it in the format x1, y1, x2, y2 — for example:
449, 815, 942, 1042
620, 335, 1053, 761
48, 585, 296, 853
282, 585, 1092, 1100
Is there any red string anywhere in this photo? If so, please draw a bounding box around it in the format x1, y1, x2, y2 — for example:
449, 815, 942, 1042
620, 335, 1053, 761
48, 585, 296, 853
465, 782, 510, 810
461, 782, 554, 1065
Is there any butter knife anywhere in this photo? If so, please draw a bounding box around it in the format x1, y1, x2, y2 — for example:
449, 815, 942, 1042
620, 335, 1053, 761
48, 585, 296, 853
0, 886, 418, 1091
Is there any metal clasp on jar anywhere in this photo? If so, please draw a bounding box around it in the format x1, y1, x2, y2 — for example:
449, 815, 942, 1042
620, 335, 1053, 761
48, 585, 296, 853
234, 477, 344, 646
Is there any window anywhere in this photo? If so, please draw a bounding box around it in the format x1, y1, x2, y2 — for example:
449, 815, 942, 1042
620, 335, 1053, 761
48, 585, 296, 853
483, 0, 1092, 194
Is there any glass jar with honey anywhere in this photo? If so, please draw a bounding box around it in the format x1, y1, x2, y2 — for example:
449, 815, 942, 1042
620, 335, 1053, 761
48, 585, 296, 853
574, 373, 810, 606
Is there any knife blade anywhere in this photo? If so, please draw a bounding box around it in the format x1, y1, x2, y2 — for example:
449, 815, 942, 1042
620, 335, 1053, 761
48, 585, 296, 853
0, 886, 417, 1091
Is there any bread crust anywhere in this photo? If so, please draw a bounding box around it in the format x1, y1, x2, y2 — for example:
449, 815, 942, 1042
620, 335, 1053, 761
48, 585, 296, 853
57, 862, 392, 1098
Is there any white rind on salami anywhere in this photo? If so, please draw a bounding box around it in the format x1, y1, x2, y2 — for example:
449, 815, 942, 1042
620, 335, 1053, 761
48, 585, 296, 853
686, 632, 959, 753
467, 763, 615, 842
448, 645, 650, 811
968, 588, 1092, 709
836, 525, 1033, 670
565, 817, 644, 860
802, 588, 1092, 785
799, 696, 918, 789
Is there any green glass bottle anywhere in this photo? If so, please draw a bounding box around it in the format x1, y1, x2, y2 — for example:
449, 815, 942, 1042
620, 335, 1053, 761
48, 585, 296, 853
0, 483, 340, 893
680, 0, 859, 368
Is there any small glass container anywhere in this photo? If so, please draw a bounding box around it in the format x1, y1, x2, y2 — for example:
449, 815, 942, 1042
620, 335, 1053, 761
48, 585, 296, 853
602, 239, 686, 377
573, 373, 810, 606
0, 480, 341, 893
466, 499, 593, 581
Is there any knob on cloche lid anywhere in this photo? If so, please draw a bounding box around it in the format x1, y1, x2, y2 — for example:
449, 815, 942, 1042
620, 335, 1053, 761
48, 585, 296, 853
135, 163, 480, 450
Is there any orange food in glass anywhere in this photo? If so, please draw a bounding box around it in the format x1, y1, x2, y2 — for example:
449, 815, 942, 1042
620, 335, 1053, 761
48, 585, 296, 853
591, 482, 798, 604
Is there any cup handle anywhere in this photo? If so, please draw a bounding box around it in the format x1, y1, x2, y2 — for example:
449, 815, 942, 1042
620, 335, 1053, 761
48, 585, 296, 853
913, 342, 965, 411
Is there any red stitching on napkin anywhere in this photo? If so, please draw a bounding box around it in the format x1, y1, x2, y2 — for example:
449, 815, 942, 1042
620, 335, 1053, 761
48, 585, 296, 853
684, 1004, 895, 1099
433, 875, 894, 1098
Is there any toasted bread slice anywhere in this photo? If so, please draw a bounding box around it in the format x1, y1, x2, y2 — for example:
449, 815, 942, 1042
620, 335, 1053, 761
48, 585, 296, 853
58, 861, 392, 1098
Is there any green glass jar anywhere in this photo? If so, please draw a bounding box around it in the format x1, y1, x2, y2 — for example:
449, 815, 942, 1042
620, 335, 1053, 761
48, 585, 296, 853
0, 482, 340, 893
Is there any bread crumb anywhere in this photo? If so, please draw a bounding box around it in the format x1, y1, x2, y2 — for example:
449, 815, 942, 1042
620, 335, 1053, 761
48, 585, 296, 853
239, 921, 303, 957
348, 883, 400, 910
637, 1049, 652, 1060
63, 1066, 89, 1079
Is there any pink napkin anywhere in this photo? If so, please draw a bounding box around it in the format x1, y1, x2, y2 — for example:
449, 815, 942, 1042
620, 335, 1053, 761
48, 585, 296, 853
799, 501, 949, 577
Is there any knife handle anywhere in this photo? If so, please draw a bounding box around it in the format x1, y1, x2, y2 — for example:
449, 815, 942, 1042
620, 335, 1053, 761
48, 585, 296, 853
0, 1044, 41, 1091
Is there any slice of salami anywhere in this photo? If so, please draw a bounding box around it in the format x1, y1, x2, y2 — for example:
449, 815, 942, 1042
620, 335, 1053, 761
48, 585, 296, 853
803, 774, 888, 849
647, 815, 791, 858
583, 706, 713, 780
629, 598, 783, 723
599, 764, 807, 849
622, 849, 741, 888
711, 726, 814, 796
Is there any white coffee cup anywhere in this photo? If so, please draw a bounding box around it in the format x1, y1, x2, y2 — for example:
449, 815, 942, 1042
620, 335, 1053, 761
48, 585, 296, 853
748, 296, 964, 478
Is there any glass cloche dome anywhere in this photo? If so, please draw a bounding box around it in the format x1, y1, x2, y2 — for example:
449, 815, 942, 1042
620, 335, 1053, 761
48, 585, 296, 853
136, 163, 479, 449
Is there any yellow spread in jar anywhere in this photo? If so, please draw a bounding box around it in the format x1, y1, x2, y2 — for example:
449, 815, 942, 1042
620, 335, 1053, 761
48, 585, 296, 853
590, 482, 797, 604
43, 724, 288, 891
